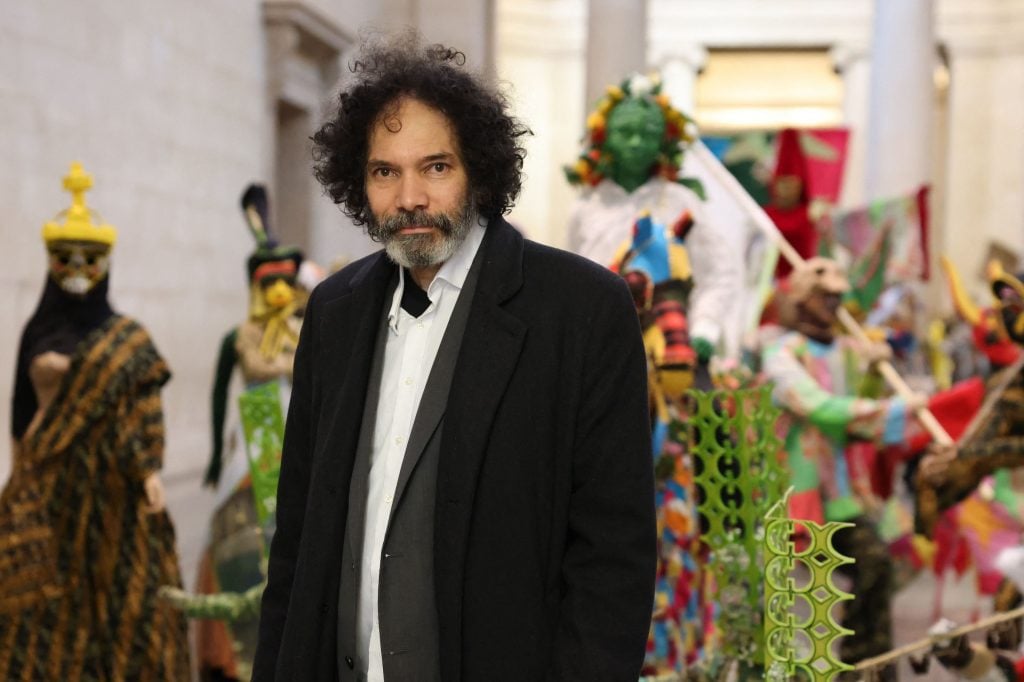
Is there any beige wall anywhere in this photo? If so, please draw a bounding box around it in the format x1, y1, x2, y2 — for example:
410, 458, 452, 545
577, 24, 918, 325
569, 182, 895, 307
0, 1, 274, 486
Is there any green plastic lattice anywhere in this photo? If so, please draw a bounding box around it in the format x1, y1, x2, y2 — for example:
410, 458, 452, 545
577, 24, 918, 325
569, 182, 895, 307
691, 387, 785, 666
763, 493, 855, 681
239, 380, 286, 525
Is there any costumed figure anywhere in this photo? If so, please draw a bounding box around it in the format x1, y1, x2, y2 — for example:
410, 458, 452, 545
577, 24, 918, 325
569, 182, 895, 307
613, 211, 708, 672
765, 128, 819, 280
916, 263, 1024, 647
191, 184, 303, 681
569, 77, 715, 670
0, 163, 189, 680
941, 255, 1022, 373
910, 617, 1024, 681
565, 72, 741, 364
760, 256, 926, 678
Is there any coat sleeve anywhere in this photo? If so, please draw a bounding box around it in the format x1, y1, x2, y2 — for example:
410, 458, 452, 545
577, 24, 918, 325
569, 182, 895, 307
548, 277, 656, 682
252, 286, 320, 681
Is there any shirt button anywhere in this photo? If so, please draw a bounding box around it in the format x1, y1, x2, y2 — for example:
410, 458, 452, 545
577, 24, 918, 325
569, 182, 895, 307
395, 436, 404, 446
385, 494, 393, 505
416, 322, 424, 329
404, 376, 413, 386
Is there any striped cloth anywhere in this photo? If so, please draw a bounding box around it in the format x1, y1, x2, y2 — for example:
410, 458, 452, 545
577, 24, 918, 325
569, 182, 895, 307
0, 316, 189, 680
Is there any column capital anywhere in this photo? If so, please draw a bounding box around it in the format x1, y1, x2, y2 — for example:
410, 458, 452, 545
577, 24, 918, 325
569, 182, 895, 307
828, 41, 870, 74
938, 0, 1024, 57
649, 42, 708, 74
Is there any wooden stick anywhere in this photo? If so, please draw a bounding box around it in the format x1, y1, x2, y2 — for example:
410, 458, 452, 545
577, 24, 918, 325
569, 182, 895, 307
958, 355, 1024, 449
690, 141, 952, 445
853, 603, 1024, 671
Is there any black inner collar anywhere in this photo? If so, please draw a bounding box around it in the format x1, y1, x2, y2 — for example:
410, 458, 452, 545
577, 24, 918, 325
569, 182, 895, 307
400, 269, 430, 318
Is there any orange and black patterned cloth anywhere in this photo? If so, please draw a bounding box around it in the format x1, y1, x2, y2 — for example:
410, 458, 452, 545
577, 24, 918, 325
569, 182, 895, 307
0, 316, 189, 680
917, 360, 1024, 535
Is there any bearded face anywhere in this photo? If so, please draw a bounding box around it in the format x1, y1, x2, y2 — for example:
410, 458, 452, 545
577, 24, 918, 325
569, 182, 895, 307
366, 199, 476, 270
47, 240, 111, 295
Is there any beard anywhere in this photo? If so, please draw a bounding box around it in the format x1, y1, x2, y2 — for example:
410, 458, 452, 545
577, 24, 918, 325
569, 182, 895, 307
367, 196, 476, 270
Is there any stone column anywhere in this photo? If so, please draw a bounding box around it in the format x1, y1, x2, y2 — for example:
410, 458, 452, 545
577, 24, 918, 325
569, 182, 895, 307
942, 39, 1024, 294
496, 0, 588, 248
829, 42, 871, 209
585, 0, 647, 108
654, 43, 707, 114
864, 0, 936, 200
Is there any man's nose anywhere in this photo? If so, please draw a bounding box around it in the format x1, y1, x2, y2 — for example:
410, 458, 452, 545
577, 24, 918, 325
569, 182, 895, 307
395, 174, 428, 212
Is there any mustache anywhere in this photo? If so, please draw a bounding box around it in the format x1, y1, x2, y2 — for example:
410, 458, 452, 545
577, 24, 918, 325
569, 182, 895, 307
368, 210, 458, 242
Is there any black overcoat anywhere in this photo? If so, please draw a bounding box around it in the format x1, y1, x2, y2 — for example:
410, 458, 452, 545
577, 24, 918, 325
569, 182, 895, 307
253, 218, 656, 681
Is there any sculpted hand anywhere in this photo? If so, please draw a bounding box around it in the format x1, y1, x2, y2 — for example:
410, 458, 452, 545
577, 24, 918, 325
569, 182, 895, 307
909, 392, 931, 413
919, 442, 957, 485
144, 473, 166, 514
865, 340, 893, 365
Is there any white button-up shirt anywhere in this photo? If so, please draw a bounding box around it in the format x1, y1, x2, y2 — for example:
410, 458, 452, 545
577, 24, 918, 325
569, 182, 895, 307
356, 223, 485, 680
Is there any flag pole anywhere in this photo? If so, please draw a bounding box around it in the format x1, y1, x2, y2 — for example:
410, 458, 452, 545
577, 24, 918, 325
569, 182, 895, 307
690, 140, 952, 445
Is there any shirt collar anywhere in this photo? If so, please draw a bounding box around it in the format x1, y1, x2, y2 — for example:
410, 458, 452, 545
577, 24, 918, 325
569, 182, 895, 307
386, 220, 486, 331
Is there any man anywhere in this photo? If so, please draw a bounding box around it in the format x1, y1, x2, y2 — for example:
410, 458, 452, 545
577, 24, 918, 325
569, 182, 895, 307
252, 37, 656, 682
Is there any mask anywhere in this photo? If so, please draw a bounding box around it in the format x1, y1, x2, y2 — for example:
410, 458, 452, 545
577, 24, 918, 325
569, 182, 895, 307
262, 277, 297, 311
47, 240, 111, 295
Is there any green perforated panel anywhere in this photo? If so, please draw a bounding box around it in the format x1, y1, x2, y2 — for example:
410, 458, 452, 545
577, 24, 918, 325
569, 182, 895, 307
691, 387, 785, 669
764, 493, 855, 681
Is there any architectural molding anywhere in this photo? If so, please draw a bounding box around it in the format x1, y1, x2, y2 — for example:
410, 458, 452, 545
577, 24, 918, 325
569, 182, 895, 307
263, 1, 352, 62
263, 0, 354, 104
649, 42, 708, 74
938, 0, 1024, 55
648, 0, 873, 52
828, 41, 870, 74
497, 0, 586, 56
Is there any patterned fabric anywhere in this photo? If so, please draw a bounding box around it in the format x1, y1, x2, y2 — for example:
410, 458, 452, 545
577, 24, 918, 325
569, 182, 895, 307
0, 316, 189, 680
919, 363, 1024, 533
830, 518, 895, 674
645, 414, 708, 674
762, 330, 909, 523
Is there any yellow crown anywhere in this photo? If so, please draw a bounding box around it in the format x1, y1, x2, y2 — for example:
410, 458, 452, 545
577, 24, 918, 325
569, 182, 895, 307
41, 162, 117, 247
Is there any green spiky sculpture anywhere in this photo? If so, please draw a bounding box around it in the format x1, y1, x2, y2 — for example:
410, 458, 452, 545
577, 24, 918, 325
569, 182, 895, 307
763, 491, 855, 681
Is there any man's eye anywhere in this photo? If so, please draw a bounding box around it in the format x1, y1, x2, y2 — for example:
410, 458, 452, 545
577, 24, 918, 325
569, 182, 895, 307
373, 167, 393, 177
430, 162, 448, 173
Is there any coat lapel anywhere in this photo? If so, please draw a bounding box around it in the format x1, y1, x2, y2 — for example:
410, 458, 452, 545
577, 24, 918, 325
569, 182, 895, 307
435, 219, 527, 680
388, 232, 487, 522
316, 253, 395, 533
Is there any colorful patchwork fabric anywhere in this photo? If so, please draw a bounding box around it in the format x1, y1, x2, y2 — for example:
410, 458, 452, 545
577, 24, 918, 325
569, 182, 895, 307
762, 331, 909, 522
645, 413, 708, 673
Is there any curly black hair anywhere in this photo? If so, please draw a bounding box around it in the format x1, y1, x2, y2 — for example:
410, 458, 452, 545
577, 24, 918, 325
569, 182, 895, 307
312, 34, 531, 225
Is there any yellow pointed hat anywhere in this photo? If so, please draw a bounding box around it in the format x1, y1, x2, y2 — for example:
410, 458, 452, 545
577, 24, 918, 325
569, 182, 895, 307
41, 162, 117, 246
